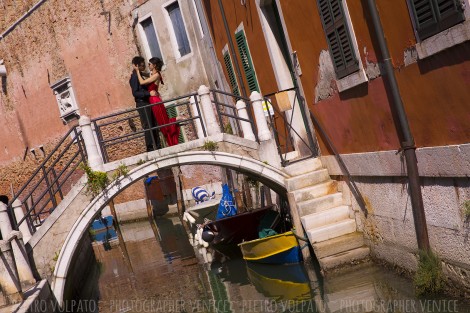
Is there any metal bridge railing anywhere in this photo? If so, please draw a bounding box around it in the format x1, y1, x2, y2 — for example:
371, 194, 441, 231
264, 86, 319, 166
8, 127, 87, 233
7, 88, 257, 234
210, 89, 258, 142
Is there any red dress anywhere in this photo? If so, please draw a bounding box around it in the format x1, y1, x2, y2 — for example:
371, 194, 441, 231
148, 82, 180, 147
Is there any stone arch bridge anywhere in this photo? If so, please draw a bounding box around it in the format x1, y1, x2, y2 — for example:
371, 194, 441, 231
0, 86, 368, 306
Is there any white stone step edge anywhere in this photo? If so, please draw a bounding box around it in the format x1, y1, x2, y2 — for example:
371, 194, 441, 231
301, 205, 351, 230
297, 193, 343, 216
307, 219, 356, 244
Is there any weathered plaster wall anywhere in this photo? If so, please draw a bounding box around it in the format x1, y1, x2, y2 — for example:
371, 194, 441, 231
0, 0, 223, 199
278, 0, 470, 155
346, 175, 470, 295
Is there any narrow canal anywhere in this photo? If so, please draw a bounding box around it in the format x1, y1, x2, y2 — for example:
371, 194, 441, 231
81, 214, 470, 313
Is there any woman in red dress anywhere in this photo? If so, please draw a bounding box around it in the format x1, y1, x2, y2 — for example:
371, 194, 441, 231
134, 57, 180, 147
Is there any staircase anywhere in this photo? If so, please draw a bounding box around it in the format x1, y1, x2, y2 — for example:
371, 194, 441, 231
284, 158, 369, 271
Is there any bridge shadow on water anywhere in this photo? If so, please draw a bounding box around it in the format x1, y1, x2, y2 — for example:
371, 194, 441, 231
74, 213, 470, 313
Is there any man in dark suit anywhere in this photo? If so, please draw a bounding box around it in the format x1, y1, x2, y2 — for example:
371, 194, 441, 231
129, 56, 161, 151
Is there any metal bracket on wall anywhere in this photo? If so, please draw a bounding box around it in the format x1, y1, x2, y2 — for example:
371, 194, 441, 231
100, 11, 111, 35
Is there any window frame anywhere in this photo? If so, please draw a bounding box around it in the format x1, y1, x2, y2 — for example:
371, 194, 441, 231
137, 13, 165, 63
163, 0, 193, 62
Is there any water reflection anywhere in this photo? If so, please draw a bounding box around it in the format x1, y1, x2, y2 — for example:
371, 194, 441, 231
86, 216, 469, 313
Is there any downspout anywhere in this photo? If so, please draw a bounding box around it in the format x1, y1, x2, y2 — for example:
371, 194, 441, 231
365, 0, 430, 251
217, 0, 248, 98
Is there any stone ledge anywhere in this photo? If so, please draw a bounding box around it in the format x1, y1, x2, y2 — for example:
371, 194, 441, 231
321, 143, 470, 177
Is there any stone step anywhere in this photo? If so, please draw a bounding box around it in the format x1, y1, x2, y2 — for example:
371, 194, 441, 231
293, 181, 338, 203
284, 158, 323, 176
286, 169, 330, 191
318, 246, 370, 271
298, 193, 343, 216
313, 232, 365, 259
301, 206, 350, 230
307, 219, 356, 244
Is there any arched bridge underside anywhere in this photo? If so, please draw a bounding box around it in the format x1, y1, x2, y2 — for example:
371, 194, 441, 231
47, 138, 289, 305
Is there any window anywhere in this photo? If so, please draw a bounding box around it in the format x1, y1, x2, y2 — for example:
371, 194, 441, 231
223, 49, 240, 96
317, 0, 358, 79
140, 17, 163, 59
235, 30, 260, 93
166, 1, 191, 57
409, 0, 465, 40
192, 0, 207, 37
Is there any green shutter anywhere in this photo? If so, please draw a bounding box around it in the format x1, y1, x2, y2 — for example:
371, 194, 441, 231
223, 51, 240, 96
317, 0, 358, 79
410, 0, 464, 40
235, 30, 260, 93
166, 106, 185, 143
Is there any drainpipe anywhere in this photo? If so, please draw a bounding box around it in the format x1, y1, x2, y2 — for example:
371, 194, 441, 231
217, 0, 248, 98
365, 0, 430, 251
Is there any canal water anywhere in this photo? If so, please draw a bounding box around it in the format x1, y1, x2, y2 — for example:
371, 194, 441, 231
84, 215, 470, 313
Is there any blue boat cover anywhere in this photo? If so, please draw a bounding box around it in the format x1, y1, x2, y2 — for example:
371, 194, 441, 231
216, 184, 237, 220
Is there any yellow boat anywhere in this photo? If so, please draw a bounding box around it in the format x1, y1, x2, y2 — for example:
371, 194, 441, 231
247, 263, 311, 301
238, 231, 301, 264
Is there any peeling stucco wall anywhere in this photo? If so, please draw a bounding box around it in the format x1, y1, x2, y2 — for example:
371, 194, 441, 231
0, 0, 223, 201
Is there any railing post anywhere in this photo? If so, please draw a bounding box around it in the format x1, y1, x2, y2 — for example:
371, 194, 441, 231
235, 100, 256, 141
0, 203, 35, 289
79, 115, 104, 171
198, 85, 220, 137
8, 231, 35, 289
0, 240, 23, 303
250, 91, 271, 141
190, 95, 205, 139
12, 200, 32, 244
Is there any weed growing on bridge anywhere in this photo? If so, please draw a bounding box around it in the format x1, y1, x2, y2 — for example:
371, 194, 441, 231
202, 141, 218, 151
80, 163, 109, 197
112, 164, 129, 180
224, 123, 233, 135
414, 249, 443, 296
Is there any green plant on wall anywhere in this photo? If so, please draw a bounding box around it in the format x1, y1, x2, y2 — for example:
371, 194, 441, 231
80, 163, 109, 197
224, 123, 234, 135
112, 163, 129, 180
414, 250, 443, 296
203, 141, 218, 151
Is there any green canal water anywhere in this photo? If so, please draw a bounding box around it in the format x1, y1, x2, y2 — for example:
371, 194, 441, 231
83, 216, 470, 313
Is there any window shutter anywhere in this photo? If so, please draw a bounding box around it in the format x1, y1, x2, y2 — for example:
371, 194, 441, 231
235, 30, 260, 93
410, 0, 464, 40
223, 51, 240, 96
317, 0, 358, 79
166, 106, 185, 143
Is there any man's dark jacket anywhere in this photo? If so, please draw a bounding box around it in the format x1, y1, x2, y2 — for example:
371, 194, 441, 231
129, 70, 150, 102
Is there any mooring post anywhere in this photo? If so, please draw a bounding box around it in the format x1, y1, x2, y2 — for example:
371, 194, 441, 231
235, 100, 256, 141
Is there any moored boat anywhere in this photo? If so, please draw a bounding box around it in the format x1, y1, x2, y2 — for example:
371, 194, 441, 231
202, 205, 278, 246
238, 230, 301, 264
